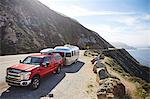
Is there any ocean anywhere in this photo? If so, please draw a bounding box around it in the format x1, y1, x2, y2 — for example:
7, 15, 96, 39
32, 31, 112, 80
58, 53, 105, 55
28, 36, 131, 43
127, 48, 150, 67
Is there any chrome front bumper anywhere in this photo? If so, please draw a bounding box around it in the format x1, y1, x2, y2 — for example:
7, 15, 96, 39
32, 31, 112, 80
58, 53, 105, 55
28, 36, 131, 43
6, 77, 31, 86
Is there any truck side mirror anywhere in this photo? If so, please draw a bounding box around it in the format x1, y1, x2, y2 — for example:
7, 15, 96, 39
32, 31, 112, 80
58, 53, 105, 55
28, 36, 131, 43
46, 62, 49, 67
19, 60, 22, 63
42, 62, 49, 67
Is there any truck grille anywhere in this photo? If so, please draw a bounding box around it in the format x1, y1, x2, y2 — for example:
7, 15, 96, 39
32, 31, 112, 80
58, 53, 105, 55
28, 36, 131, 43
7, 69, 21, 81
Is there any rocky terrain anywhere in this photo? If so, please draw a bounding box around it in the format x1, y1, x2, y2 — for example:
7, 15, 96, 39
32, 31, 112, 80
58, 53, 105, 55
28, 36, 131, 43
90, 55, 126, 99
102, 49, 150, 83
85, 49, 150, 83
0, 0, 112, 55
84, 49, 150, 98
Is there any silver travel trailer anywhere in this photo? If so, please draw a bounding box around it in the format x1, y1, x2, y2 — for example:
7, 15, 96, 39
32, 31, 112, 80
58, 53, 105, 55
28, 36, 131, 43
54, 45, 79, 65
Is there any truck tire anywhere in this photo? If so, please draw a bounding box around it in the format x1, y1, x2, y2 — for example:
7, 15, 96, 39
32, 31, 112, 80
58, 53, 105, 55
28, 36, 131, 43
56, 66, 61, 74
30, 76, 40, 90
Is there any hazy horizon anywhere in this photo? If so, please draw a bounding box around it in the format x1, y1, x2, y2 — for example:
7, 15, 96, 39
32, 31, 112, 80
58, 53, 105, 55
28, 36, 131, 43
38, 0, 150, 48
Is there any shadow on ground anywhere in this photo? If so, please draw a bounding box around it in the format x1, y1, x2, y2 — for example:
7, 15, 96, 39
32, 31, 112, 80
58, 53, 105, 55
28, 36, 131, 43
0, 61, 84, 99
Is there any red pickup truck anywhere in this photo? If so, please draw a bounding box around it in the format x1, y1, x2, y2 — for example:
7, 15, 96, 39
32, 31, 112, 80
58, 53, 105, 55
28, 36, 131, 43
6, 53, 64, 89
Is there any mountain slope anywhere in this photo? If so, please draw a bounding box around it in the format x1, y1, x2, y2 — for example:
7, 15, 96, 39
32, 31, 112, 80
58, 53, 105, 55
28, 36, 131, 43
0, 0, 112, 55
110, 42, 136, 49
102, 49, 150, 82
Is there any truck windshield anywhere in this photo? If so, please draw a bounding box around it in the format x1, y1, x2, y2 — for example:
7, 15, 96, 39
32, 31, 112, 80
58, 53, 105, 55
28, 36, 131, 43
22, 56, 43, 65
53, 52, 64, 57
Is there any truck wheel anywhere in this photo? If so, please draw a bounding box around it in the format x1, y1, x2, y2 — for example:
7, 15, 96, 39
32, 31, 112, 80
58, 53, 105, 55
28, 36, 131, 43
30, 76, 40, 90
56, 66, 61, 74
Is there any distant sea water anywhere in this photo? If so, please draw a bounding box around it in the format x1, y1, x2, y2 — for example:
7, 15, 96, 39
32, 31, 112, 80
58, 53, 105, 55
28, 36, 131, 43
127, 48, 150, 67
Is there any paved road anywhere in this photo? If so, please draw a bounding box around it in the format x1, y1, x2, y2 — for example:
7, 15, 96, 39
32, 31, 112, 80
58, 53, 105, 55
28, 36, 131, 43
0, 51, 97, 99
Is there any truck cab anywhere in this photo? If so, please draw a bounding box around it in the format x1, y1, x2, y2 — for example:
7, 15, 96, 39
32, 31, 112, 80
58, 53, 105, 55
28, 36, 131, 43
6, 53, 64, 89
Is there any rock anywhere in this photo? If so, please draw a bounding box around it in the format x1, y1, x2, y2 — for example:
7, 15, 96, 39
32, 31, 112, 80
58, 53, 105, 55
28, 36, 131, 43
97, 78, 125, 99
106, 93, 114, 99
91, 55, 106, 73
113, 83, 126, 98
91, 54, 105, 64
93, 62, 106, 73
97, 93, 106, 99
97, 68, 109, 80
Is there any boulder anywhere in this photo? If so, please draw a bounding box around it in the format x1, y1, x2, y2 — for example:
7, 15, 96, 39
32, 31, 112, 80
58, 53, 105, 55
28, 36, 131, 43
93, 62, 106, 73
96, 68, 109, 81
97, 78, 125, 99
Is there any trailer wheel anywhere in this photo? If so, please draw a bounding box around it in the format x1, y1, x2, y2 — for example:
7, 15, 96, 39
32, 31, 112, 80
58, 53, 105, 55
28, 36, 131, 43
30, 76, 40, 90
74, 59, 78, 63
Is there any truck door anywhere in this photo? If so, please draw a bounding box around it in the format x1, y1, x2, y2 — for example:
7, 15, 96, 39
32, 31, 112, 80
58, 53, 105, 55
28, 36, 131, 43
39, 56, 51, 77
40, 55, 58, 77
48, 55, 57, 72
43, 56, 57, 74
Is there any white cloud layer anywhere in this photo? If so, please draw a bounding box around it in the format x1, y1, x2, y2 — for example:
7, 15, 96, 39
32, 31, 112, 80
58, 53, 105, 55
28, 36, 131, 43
58, 5, 136, 17
38, 0, 136, 17
79, 14, 150, 47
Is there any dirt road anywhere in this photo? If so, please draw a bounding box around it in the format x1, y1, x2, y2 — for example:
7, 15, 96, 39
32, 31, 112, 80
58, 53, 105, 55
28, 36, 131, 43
0, 51, 98, 99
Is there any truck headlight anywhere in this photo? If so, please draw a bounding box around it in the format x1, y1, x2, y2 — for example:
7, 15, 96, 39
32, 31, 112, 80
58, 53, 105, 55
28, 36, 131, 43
20, 72, 31, 80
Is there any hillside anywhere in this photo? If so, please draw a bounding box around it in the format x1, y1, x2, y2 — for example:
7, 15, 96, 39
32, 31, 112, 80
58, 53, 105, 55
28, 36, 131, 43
0, 0, 112, 55
89, 48, 150, 82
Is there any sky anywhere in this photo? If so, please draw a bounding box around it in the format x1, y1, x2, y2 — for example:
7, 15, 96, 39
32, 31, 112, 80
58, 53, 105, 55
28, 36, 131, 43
38, 0, 150, 47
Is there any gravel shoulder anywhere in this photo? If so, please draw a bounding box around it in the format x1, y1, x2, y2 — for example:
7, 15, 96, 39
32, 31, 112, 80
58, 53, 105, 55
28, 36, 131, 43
48, 51, 98, 99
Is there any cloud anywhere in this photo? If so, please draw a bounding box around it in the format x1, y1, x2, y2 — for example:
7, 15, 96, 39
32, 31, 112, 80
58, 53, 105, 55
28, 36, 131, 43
114, 16, 138, 26
86, 24, 125, 34
68, 6, 136, 17
113, 14, 150, 27
141, 14, 150, 21
48, 5, 136, 17
93, 25, 150, 47
37, 0, 136, 17
84, 15, 150, 47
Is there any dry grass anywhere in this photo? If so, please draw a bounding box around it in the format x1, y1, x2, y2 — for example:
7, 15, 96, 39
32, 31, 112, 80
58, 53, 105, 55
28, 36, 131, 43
105, 57, 150, 99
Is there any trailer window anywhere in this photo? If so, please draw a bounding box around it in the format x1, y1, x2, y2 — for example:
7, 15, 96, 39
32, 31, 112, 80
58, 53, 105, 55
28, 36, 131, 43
66, 53, 71, 57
